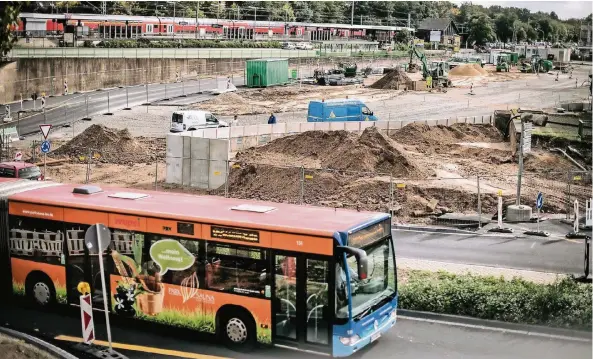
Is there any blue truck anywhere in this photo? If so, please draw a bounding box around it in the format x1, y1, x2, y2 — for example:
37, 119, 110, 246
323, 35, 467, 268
307, 99, 379, 122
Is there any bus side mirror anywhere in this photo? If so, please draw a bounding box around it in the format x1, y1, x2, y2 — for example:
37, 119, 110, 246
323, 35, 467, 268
336, 246, 368, 280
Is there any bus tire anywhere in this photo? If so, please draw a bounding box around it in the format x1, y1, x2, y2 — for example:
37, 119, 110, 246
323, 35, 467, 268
25, 272, 56, 307
217, 306, 256, 350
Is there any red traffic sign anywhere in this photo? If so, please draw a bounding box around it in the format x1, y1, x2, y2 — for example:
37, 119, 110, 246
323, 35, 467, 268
39, 124, 52, 139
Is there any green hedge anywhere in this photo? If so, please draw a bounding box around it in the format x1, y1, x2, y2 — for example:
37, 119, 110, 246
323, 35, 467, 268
93, 39, 281, 49
399, 271, 592, 330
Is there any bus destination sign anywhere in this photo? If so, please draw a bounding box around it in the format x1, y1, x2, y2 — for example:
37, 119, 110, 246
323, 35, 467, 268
348, 220, 389, 248
211, 226, 260, 243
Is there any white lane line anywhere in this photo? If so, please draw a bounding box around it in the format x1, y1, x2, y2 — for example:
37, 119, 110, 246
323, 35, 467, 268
531, 242, 536, 249
398, 316, 591, 343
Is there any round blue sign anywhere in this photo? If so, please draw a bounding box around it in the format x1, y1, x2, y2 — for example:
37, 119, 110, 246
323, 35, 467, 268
40, 140, 51, 153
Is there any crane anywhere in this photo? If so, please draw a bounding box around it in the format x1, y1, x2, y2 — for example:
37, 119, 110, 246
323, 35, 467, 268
408, 45, 451, 88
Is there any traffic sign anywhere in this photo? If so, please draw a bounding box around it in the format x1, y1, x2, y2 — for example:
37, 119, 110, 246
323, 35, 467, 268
14, 151, 22, 161
39, 124, 52, 139
40, 140, 51, 153
84, 223, 112, 255
536, 192, 544, 209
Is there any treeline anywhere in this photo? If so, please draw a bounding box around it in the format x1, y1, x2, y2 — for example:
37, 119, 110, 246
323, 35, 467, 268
15, 1, 593, 48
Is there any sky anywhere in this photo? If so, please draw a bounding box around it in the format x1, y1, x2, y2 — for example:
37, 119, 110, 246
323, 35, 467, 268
451, 1, 592, 20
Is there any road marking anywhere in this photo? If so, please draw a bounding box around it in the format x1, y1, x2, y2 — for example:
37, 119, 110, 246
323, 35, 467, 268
531, 242, 536, 249
398, 316, 592, 343
54, 335, 232, 359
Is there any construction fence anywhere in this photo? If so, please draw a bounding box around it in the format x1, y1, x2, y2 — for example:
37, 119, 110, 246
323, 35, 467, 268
50, 145, 592, 227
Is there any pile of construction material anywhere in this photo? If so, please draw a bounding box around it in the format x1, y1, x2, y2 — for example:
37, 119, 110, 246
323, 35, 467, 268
449, 63, 488, 77
369, 68, 413, 90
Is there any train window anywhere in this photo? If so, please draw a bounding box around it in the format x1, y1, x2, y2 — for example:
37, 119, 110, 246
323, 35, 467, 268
146, 24, 153, 33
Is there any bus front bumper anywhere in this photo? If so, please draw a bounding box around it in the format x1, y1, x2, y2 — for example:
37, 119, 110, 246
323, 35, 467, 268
332, 305, 397, 357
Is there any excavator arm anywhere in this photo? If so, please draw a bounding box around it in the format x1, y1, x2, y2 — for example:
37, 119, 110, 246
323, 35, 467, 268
409, 46, 430, 79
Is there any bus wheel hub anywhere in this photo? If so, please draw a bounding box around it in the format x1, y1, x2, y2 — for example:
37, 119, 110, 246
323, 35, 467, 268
33, 282, 50, 305
226, 318, 247, 343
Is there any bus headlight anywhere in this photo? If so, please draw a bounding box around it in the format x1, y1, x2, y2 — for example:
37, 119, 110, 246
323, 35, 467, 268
339, 335, 361, 345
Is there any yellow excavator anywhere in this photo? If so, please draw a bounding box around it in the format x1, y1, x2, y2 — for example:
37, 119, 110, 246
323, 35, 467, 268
408, 46, 451, 88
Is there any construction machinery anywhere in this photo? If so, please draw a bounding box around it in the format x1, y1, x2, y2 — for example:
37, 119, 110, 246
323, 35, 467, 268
408, 46, 451, 88
496, 54, 510, 72
519, 55, 553, 73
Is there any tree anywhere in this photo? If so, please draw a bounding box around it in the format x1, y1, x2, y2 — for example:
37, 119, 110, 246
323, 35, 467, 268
550, 11, 559, 20
468, 13, 495, 46
0, 2, 21, 57
494, 12, 517, 46
293, 1, 314, 23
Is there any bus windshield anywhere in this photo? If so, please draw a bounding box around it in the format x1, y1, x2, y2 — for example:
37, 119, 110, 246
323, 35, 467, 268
336, 235, 396, 319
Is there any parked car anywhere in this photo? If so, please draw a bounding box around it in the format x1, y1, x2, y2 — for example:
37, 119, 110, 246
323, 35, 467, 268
295, 42, 313, 50
0, 161, 44, 180
170, 110, 228, 132
282, 42, 295, 50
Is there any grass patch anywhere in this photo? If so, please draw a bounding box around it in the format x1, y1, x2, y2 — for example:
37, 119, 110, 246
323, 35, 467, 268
56, 285, 68, 305
399, 270, 592, 331
12, 282, 25, 297
137, 308, 216, 333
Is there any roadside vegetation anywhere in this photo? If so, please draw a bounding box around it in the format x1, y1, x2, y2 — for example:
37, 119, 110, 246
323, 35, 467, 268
399, 270, 592, 331
86, 39, 282, 49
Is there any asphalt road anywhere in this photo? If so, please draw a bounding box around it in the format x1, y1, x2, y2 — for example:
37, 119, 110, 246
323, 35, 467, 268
0, 77, 233, 136
393, 228, 590, 275
1, 305, 590, 359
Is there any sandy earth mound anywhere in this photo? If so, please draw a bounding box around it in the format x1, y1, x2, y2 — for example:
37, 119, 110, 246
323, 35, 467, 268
449, 64, 486, 77
236, 127, 427, 177
370, 69, 412, 89
52, 124, 159, 165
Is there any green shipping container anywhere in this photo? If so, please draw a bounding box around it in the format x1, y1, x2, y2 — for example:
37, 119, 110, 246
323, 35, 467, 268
246, 58, 289, 88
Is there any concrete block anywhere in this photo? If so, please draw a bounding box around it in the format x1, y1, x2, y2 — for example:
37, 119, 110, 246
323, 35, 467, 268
230, 126, 244, 138
209, 139, 230, 162
190, 159, 209, 189
345, 122, 361, 132
165, 157, 182, 185
286, 122, 301, 134
182, 158, 192, 186
507, 205, 532, 222
244, 125, 258, 137
360, 122, 375, 131
330, 121, 346, 131
314, 122, 330, 131
300, 123, 315, 132
190, 137, 210, 160
182, 136, 192, 159
217, 126, 230, 139
209, 160, 227, 190
203, 128, 218, 139
166, 134, 183, 159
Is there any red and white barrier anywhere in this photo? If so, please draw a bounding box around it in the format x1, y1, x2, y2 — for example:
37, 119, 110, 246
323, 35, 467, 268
80, 294, 95, 345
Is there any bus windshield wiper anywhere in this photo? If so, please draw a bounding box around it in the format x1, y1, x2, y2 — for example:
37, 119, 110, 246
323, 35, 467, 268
354, 305, 373, 320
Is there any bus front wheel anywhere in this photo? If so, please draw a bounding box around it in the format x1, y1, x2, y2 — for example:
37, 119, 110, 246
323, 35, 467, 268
218, 307, 256, 350
25, 272, 56, 307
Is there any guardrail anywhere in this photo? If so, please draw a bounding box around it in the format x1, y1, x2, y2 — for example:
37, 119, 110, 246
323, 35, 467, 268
172, 115, 494, 153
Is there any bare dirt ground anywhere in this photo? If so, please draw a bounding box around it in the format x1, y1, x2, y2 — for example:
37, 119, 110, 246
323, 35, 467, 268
0, 332, 56, 359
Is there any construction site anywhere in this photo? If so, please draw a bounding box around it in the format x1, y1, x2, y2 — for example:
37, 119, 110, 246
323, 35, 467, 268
4, 56, 591, 228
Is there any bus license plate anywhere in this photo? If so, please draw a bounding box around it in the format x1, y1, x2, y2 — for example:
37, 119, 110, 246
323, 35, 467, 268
371, 332, 381, 342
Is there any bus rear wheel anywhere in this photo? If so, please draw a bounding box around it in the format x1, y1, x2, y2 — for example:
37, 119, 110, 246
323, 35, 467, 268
219, 309, 255, 350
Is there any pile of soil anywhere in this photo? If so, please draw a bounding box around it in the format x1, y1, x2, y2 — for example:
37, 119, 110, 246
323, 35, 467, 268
52, 124, 158, 165
236, 127, 426, 177
392, 123, 503, 154
369, 68, 412, 89
449, 63, 488, 77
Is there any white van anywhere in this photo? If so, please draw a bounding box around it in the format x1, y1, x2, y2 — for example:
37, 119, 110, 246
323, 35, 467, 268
170, 110, 228, 133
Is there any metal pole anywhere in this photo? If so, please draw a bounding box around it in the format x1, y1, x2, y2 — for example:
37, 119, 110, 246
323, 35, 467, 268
516, 116, 525, 205
154, 152, 158, 190
86, 148, 91, 183
477, 176, 482, 228
224, 160, 229, 197
351, 1, 354, 26
96, 229, 113, 353
300, 166, 305, 205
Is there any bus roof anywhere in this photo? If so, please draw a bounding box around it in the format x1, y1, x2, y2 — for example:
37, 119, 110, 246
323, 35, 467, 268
7, 183, 389, 237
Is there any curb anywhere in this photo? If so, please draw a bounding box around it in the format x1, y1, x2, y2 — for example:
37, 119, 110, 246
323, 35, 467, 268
0, 326, 79, 359
398, 309, 592, 342
393, 225, 478, 235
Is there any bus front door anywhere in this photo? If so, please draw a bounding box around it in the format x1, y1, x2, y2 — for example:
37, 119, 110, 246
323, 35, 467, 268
273, 252, 331, 352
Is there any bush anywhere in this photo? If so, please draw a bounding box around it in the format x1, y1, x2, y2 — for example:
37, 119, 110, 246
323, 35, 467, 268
399, 271, 592, 330
94, 39, 282, 49
83, 40, 95, 48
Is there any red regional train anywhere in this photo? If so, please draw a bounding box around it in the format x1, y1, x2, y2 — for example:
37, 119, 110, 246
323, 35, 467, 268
18, 13, 408, 41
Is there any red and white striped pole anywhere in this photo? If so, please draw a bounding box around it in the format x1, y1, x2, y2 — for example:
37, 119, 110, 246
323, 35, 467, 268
79, 284, 95, 345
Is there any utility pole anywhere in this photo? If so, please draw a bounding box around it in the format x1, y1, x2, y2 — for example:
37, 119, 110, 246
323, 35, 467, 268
351, 1, 354, 26
173, 1, 176, 38
516, 116, 525, 205
407, 13, 411, 28
196, 1, 199, 39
